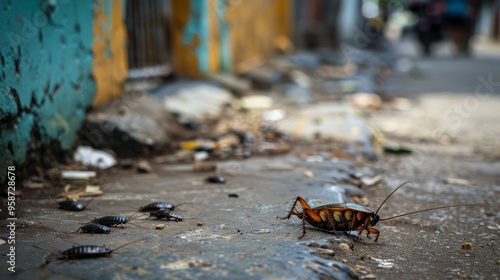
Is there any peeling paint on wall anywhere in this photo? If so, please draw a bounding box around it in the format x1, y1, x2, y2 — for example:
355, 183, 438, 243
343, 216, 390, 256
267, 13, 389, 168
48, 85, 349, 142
92, 0, 128, 106
171, 0, 290, 76
0, 1, 96, 182
182, 0, 210, 73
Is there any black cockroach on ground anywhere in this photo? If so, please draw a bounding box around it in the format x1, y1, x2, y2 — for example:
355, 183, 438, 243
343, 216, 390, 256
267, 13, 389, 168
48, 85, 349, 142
91, 211, 141, 228
148, 209, 184, 221
59, 239, 141, 260
56, 198, 93, 212
277, 181, 488, 242
139, 202, 175, 212
206, 175, 226, 184
75, 224, 111, 234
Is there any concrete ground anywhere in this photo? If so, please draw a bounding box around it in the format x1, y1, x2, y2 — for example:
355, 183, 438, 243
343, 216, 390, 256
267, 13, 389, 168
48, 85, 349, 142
3, 39, 500, 279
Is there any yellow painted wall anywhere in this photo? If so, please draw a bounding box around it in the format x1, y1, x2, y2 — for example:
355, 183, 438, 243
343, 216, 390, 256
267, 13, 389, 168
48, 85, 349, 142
92, 0, 128, 106
171, 0, 204, 77
171, 0, 291, 77
221, 0, 291, 73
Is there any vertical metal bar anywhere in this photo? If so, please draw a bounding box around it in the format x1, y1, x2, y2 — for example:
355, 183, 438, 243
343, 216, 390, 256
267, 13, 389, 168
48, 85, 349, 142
127, 0, 137, 69
155, 0, 162, 66
164, 0, 172, 64
125, 0, 172, 74
144, 0, 151, 67
136, 0, 144, 68
147, 0, 155, 67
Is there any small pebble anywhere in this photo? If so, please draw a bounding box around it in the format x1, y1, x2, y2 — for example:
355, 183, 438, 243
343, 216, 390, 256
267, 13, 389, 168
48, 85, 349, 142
313, 247, 335, 256
137, 160, 152, 173
193, 161, 217, 172
156, 224, 165, 229
342, 259, 347, 263
303, 170, 314, 178
228, 193, 239, 198
362, 274, 377, 280
339, 243, 352, 253
197, 222, 204, 227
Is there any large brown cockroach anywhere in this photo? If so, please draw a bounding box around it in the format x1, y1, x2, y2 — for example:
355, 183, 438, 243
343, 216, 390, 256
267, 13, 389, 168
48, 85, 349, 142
277, 182, 485, 242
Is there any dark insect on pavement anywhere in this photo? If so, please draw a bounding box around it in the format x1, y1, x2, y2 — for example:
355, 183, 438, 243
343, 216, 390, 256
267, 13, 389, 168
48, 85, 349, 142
75, 223, 111, 234
59, 240, 141, 260
139, 202, 175, 212
206, 175, 226, 184
57, 198, 93, 212
91, 212, 140, 228
149, 209, 184, 221
277, 181, 486, 242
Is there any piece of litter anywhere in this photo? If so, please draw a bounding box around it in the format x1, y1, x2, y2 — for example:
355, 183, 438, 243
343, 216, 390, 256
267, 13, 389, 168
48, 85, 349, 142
59, 185, 103, 200
193, 151, 209, 162
62, 170, 97, 180
74, 146, 116, 169
362, 274, 377, 280
261, 109, 285, 121
361, 175, 383, 187
444, 178, 471, 186
239, 95, 273, 110
370, 256, 395, 268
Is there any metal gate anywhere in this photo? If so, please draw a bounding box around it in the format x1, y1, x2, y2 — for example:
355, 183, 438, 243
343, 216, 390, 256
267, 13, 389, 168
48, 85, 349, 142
126, 0, 172, 77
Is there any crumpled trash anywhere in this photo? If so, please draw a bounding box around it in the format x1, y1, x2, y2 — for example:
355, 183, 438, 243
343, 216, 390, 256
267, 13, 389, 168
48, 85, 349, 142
61, 170, 97, 180
238, 95, 274, 110
59, 184, 103, 199
348, 92, 382, 111
74, 146, 117, 169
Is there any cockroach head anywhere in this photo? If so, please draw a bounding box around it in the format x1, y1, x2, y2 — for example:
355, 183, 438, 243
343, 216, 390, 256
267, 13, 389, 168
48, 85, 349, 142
370, 213, 380, 226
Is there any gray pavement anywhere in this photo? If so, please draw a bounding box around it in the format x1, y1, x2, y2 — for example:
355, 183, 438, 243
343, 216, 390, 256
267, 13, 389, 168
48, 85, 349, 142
3, 39, 500, 279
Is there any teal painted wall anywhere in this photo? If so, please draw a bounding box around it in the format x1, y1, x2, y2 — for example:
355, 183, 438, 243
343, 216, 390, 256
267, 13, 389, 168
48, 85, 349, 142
182, 0, 210, 73
0, 0, 97, 182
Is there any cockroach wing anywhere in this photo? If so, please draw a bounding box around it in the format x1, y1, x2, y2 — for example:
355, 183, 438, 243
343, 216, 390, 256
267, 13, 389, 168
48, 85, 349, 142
344, 203, 375, 213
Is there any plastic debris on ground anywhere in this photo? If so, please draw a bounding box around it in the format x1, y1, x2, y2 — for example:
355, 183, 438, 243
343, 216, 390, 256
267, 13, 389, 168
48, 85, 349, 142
444, 177, 472, 186
59, 184, 103, 200
163, 83, 233, 121
348, 92, 382, 111
74, 146, 117, 169
61, 170, 97, 180
238, 95, 274, 110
